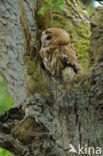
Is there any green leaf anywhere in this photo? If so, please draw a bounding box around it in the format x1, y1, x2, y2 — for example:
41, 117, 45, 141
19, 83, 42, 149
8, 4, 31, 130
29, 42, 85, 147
56, 0, 64, 3
45, 0, 52, 5
54, 0, 64, 5
53, 0, 64, 10
0, 76, 14, 115
38, 0, 64, 15
53, 3, 64, 11
86, 8, 93, 15
0, 76, 3, 83
0, 148, 13, 156
38, 6, 49, 15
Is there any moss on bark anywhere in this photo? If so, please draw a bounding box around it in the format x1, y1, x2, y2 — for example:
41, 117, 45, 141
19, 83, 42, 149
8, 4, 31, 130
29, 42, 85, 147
53, 0, 91, 69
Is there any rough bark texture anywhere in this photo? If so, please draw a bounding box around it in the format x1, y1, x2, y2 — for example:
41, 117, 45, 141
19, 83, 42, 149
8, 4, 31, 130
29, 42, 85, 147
0, 0, 103, 155
0, 0, 36, 105
21, 0, 52, 99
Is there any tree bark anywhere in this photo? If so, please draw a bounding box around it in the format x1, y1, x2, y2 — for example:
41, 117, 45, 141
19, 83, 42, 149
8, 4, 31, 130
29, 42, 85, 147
0, 0, 103, 155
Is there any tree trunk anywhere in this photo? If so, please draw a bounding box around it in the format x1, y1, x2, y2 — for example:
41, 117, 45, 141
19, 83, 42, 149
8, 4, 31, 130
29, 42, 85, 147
0, 0, 103, 155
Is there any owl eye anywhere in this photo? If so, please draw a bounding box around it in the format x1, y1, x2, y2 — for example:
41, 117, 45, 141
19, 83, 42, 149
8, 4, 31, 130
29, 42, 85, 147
46, 35, 52, 40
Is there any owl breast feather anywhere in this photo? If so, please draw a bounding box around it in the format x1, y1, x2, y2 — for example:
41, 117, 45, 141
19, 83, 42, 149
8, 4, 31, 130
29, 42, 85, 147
40, 48, 65, 77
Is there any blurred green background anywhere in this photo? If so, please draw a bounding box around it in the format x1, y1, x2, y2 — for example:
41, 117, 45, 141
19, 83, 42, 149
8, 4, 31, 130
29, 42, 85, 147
0, 77, 14, 114
0, 76, 14, 156
82, 0, 102, 14
0, 149, 14, 156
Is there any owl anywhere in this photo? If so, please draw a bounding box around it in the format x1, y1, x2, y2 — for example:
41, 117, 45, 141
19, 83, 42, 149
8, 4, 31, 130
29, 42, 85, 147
40, 28, 82, 84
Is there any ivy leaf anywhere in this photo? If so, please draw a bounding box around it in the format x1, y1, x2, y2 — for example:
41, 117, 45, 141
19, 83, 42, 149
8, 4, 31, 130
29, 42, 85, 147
38, 6, 49, 15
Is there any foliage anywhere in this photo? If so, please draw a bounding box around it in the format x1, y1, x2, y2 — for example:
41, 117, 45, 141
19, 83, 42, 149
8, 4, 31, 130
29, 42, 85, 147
96, 0, 103, 5
0, 77, 14, 155
38, 0, 64, 15
81, 0, 94, 14
0, 77, 14, 114
0, 148, 13, 156
81, 0, 103, 14
86, 8, 93, 14
38, 0, 103, 15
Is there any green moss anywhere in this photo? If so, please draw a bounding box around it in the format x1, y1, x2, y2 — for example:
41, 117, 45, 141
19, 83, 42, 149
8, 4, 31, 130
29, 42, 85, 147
74, 39, 90, 69
54, 9, 90, 69
27, 60, 34, 74
53, 0, 91, 69
53, 12, 68, 29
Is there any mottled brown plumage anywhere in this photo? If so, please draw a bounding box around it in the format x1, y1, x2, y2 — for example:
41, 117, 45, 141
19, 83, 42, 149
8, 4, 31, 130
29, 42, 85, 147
40, 28, 81, 83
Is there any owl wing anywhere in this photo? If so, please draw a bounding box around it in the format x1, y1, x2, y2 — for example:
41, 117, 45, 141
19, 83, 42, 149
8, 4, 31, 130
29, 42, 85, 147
60, 44, 81, 73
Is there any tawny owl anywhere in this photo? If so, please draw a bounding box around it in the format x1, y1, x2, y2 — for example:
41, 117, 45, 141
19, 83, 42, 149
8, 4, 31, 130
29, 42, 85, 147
40, 28, 81, 84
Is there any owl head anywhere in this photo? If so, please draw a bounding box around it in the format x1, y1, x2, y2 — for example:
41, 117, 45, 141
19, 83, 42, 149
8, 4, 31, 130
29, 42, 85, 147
41, 28, 70, 47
